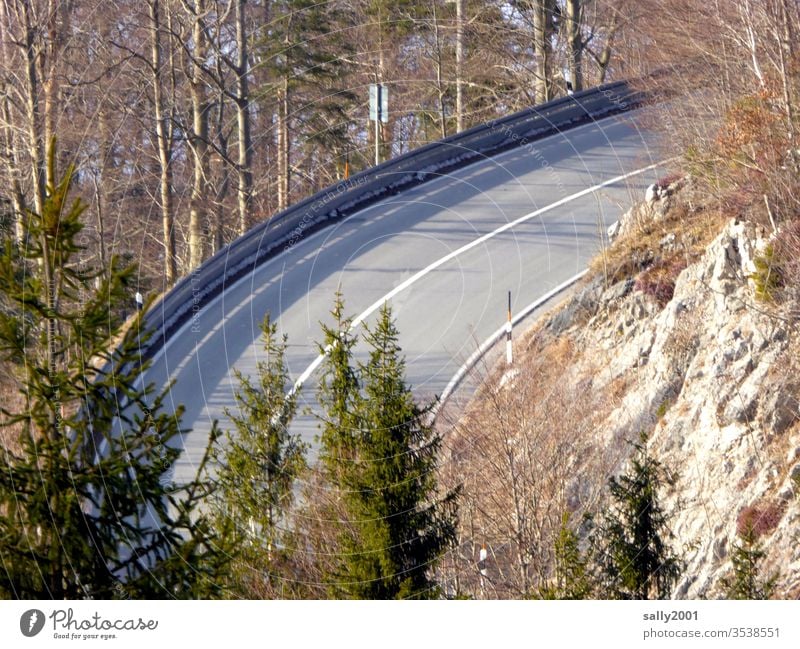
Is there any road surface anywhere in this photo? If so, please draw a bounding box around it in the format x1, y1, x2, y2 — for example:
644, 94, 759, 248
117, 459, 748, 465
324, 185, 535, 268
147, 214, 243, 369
142, 111, 665, 482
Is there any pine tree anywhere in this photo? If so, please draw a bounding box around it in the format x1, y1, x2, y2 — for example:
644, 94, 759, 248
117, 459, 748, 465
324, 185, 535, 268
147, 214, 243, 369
316, 297, 458, 599
0, 143, 228, 599
594, 433, 683, 599
211, 314, 307, 597
723, 523, 777, 600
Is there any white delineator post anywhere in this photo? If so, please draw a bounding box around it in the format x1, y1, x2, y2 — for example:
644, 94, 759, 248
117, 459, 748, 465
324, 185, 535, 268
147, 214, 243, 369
506, 290, 513, 365
479, 543, 488, 597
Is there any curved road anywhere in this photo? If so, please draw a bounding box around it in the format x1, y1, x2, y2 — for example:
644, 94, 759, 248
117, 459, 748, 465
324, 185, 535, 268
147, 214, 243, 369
144, 110, 665, 483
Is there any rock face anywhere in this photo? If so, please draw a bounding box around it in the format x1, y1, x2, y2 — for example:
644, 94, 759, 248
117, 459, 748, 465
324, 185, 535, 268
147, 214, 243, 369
530, 200, 800, 597
610, 175, 688, 241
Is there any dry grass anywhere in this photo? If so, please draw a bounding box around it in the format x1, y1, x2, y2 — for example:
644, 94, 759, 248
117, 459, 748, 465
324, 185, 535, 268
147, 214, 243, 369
591, 196, 727, 289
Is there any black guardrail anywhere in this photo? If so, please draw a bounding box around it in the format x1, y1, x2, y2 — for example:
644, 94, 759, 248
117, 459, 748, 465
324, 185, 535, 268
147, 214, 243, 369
142, 80, 647, 358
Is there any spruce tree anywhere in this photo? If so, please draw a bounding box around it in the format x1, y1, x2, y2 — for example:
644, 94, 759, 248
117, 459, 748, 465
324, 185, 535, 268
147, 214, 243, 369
256, 0, 356, 198
317, 297, 458, 599
723, 523, 777, 600
0, 144, 228, 598
594, 433, 683, 599
211, 314, 307, 597
316, 290, 361, 482
539, 512, 593, 599
314, 291, 369, 596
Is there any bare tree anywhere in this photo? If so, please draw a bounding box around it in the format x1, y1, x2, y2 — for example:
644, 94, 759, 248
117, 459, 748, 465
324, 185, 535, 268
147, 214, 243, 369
531, 0, 557, 103
583, 0, 625, 84
442, 339, 618, 598
565, 0, 583, 91
453, 0, 464, 131
233, 0, 252, 234
182, 0, 212, 269
0, 1, 28, 241
6, 0, 47, 217
150, 0, 178, 283
422, 3, 451, 139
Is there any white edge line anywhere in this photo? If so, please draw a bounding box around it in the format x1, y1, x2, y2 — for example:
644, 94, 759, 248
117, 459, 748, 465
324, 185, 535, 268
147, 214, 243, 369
290, 159, 672, 396
434, 213, 626, 417
431, 269, 589, 419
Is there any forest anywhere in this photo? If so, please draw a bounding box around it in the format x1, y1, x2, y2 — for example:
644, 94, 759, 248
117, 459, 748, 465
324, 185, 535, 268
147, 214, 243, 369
0, 0, 644, 291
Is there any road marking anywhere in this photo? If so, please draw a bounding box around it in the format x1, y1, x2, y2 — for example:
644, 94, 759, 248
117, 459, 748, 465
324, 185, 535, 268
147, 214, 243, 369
146, 113, 641, 370
292, 158, 671, 392
432, 269, 589, 418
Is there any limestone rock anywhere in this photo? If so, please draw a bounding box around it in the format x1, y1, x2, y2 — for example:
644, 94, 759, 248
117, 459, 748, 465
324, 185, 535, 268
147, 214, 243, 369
527, 207, 798, 597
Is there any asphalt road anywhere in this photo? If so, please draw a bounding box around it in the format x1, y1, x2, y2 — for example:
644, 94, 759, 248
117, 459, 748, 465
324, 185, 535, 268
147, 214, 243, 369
142, 111, 665, 483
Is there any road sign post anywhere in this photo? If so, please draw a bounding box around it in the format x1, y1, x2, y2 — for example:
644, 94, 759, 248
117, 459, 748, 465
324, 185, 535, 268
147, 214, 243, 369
369, 83, 389, 165
375, 90, 380, 166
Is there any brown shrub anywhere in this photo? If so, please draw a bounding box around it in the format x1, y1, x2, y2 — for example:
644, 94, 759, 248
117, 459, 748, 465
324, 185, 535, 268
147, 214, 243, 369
694, 90, 800, 229
593, 188, 724, 291
657, 172, 684, 188
634, 257, 689, 308
737, 501, 786, 539
440, 322, 626, 598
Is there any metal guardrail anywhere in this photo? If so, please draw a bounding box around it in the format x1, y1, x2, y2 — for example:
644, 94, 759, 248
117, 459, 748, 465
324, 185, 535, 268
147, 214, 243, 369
141, 80, 646, 358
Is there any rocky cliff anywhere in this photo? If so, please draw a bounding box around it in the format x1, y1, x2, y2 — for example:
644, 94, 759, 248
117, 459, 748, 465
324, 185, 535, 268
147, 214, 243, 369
458, 177, 800, 598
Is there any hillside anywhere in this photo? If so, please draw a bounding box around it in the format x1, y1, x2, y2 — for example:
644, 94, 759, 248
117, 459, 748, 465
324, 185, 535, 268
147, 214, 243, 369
444, 176, 800, 598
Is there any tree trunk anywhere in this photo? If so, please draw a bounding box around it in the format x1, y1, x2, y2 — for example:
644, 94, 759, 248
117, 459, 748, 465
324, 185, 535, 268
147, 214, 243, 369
0, 2, 27, 242
212, 83, 229, 253
277, 74, 290, 212
94, 111, 110, 281
778, 0, 795, 140
740, 0, 765, 88
0, 91, 27, 242
150, 0, 177, 284
93, 17, 116, 284
42, 0, 64, 189
565, 0, 583, 92
595, 12, 620, 84
432, 4, 447, 138
189, 0, 209, 269
532, 0, 550, 104
21, 1, 45, 216
235, 0, 253, 234
455, 0, 464, 132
